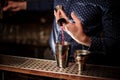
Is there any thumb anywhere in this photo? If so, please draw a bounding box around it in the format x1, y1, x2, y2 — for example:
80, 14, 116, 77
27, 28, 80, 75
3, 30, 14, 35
71, 12, 81, 23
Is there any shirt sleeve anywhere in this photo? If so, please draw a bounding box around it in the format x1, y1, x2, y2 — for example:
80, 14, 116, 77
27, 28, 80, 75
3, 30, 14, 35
26, 0, 53, 11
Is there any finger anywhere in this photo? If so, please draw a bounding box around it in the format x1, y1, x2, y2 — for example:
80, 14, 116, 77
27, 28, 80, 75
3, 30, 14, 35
59, 9, 69, 21
2, 1, 14, 11
3, 5, 11, 11
71, 12, 85, 33
71, 12, 81, 23
54, 10, 62, 21
54, 10, 56, 15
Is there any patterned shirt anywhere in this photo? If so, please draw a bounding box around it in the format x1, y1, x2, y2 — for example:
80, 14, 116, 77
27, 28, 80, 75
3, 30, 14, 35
27, 0, 120, 65
49, 0, 120, 59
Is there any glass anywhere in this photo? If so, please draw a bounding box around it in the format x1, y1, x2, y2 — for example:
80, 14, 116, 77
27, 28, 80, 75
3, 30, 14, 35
55, 41, 70, 68
74, 50, 90, 71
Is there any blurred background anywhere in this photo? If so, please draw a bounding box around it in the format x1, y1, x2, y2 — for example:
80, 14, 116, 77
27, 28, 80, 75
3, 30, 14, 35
0, 0, 54, 59
0, 0, 55, 80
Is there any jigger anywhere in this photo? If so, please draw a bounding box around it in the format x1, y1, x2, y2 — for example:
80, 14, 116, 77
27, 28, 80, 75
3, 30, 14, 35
54, 5, 67, 26
74, 50, 90, 71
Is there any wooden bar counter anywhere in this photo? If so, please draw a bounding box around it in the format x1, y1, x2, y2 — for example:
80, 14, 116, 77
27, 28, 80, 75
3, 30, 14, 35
0, 54, 120, 80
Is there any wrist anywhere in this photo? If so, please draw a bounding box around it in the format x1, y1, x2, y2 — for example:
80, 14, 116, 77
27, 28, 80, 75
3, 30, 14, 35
77, 35, 91, 47
83, 36, 91, 46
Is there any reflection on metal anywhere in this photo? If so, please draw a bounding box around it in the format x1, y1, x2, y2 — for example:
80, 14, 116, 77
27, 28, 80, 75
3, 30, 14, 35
55, 41, 71, 68
74, 50, 90, 72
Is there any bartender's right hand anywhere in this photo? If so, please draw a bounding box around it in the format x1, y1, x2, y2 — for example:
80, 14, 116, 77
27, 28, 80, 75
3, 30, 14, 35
3, 1, 27, 11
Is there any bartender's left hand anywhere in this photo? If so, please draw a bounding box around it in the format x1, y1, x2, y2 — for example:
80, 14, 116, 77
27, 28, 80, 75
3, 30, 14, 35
54, 9, 91, 47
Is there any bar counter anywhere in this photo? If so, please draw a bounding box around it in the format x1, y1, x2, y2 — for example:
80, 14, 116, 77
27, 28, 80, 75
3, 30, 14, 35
0, 54, 120, 80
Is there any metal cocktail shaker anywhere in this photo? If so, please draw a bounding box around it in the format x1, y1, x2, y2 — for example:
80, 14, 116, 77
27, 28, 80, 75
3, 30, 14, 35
55, 41, 70, 68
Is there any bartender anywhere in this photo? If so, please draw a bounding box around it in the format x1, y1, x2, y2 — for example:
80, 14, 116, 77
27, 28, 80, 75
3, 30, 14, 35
3, 0, 120, 66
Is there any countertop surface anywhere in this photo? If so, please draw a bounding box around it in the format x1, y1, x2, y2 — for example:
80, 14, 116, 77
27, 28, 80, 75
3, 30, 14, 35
0, 54, 120, 80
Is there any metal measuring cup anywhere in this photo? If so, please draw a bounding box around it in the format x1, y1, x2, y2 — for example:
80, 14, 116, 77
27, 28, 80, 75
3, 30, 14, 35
74, 50, 90, 71
55, 41, 71, 68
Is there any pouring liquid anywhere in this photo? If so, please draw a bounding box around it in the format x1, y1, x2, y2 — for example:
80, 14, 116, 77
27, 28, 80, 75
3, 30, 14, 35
57, 18, 67, 46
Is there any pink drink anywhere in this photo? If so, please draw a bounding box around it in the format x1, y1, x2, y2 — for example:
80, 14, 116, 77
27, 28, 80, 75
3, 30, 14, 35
61, 25, 64, 45
57, 18, 67, 46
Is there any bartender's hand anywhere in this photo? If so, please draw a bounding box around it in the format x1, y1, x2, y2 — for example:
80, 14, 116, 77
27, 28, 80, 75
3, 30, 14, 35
54, 9, 91, 47
3, 1, 27, 11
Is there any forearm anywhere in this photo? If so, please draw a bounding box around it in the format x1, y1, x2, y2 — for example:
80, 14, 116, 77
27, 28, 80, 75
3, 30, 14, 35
20, 1, 27, 10
76, 35, 91, 47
